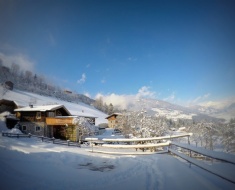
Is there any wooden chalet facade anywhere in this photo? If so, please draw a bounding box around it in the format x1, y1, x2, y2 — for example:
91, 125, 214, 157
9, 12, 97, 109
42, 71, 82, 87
14, 105, 96, 141
105, 113, 122, 128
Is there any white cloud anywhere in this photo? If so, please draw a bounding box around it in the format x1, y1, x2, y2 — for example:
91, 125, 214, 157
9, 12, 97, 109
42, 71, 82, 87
198, 96, 235, 109
191, 93, 211, 104
77, 73, 86, 84
84, 92, 91, 98
0, 52, 35, 72
95, 86, 157, 109
95, 93, 135, 110
136, 86, 156, 99
163, 92, 176, 102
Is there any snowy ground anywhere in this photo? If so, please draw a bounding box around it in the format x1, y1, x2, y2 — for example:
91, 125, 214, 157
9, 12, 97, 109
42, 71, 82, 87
0, 120, 235, 190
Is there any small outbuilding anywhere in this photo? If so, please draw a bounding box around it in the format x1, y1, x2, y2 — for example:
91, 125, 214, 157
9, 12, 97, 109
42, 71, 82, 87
0, 99, 18, 113
105, 113, 122, 128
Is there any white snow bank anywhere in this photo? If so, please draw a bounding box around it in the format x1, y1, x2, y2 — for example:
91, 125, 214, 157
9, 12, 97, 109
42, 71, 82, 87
3, 128, 23, 134
0, 111, 11, 117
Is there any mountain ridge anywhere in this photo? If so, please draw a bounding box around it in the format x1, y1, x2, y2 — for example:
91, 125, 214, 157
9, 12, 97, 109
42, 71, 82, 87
127, 98, 230, 122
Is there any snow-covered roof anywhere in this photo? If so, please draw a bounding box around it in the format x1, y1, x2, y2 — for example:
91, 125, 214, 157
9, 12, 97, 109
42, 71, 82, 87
14, 104, 71, 115
0, 99, 19, 107
71, 111, 97, 118
105, 113, 122, 119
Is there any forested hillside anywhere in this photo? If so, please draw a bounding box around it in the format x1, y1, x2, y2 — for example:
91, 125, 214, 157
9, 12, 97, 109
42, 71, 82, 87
0, 62, 94, 105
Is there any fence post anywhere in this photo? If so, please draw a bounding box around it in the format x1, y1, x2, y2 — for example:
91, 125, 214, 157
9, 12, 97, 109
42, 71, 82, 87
52, 137, 55, 144
67, 140, 70, 146
17, 134, 19, 138
28, 133, 31, 138
41, 136, 44, 142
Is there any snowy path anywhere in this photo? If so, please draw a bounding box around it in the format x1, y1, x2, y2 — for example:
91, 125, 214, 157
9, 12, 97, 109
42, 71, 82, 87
0, 135, 235, 190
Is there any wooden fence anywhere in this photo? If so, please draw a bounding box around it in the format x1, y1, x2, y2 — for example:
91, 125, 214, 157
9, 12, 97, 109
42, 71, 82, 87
38, 136, 81, 147
2, 132, 81, 147
169, 142, 235, 184
2, 132, 31, 138
85, 133, 192, 154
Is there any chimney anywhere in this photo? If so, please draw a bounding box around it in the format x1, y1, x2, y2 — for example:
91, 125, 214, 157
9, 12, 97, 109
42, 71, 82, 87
29, 104, 33, 108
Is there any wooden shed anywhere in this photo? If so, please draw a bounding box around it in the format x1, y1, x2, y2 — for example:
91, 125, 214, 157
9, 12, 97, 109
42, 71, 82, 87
0, 99, 18, 113
105, 113, 122, 128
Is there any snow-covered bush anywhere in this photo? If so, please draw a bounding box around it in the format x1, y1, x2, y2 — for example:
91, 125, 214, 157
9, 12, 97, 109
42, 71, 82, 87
72, 117, 98, 143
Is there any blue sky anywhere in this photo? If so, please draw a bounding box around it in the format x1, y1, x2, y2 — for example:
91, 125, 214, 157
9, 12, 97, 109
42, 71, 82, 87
0, 0, 235, 107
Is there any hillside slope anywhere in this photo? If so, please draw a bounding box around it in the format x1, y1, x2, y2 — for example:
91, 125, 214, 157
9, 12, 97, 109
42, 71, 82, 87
0, 86, 107, 125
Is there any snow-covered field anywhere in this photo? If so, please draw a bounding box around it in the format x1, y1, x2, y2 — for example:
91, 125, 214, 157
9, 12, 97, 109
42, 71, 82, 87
152, 107, 196, 121
0, 120, 234, 190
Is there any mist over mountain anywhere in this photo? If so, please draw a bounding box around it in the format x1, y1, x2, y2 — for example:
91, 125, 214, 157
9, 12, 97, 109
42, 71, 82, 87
128, 98, 230, 123
190, 102, 235, 122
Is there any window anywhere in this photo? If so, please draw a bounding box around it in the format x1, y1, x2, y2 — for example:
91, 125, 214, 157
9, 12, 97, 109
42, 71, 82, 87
22, 125, 27, 131
36, 112, 41, 119
35, 126, 41, 132
56, 110, 62, 116
47, 112, 55, 117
